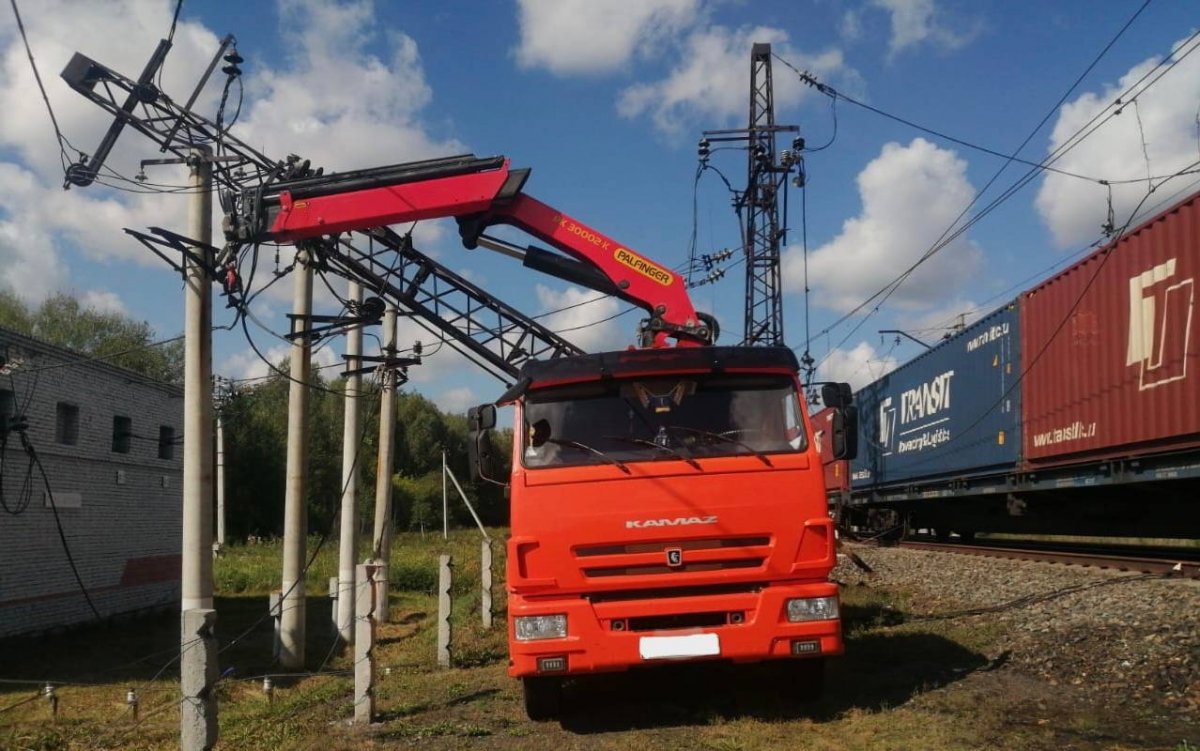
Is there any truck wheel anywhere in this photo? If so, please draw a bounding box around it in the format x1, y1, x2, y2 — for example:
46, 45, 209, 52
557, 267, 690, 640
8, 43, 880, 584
522, 676, 562, 721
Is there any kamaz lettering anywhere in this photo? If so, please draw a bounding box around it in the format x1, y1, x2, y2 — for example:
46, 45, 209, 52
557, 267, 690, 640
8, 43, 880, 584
900, 370, 955, 424
625, 515, 718, 529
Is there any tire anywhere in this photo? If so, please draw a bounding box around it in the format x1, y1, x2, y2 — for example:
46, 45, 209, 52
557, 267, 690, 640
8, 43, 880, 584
522, 676, 562, 721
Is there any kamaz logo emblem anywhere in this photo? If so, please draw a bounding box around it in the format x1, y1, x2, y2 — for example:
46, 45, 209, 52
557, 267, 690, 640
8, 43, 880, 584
666, 548, 683, 567
625, 516, 718, 529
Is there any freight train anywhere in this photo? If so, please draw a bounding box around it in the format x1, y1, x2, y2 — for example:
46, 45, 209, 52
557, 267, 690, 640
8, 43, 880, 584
823, 190, 1200, 541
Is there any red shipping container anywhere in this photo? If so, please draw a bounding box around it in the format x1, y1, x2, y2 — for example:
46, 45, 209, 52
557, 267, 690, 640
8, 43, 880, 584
1022, 192, 1200, 464
811, 407, 849, 493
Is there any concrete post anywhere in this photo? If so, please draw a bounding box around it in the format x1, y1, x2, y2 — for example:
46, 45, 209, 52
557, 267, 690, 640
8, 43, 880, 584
180, 608, 218, 751
481, 540, 493, 629
280, 247, 313, 669
437, 554, 452, 669
181, 147, 217, 751
328, 576, 339, 632
215, 414, 226, 549
181, 147, 214, 613
269, 591, 282, 663
337, 280, 363, 643
442, 450, 448, 540
354, 562, 380, 724
371, 305, 398, 622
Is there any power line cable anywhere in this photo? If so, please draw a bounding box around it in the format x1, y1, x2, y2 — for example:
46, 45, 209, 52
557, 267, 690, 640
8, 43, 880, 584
9, 0, 79, 173
790, 4, 1186, 368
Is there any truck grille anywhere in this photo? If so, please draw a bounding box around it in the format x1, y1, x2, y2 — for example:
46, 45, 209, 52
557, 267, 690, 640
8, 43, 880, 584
574, 535, 771, 579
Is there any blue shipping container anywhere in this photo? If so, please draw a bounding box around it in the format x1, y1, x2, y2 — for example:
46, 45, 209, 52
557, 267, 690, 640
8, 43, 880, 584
851, 302, 1021, 488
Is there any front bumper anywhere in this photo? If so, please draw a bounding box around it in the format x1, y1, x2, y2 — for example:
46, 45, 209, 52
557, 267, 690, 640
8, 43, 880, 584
508, 580, 842, 678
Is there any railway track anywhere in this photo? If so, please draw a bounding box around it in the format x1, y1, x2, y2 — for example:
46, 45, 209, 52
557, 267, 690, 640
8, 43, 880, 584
877, 538, 1200, 579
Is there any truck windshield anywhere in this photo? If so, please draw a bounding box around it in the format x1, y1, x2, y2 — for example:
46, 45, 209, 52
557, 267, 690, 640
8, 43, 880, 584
522, 374, 807, 469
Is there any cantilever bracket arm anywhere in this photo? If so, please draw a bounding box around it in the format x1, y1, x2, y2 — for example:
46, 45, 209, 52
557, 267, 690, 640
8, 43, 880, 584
283, 312, 383, 342
123, 226, 222, 280
341, 353, 422, 379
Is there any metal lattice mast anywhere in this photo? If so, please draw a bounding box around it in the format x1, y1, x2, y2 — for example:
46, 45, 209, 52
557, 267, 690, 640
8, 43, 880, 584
701, 43, 800, 347
743, 43, 784, 346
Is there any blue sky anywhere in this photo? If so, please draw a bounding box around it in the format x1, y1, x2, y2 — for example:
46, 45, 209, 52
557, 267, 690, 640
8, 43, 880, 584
1, 0, 1198, 413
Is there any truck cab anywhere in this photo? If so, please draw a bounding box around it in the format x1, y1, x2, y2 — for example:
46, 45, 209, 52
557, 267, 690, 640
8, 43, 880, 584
472, 346, 851, 719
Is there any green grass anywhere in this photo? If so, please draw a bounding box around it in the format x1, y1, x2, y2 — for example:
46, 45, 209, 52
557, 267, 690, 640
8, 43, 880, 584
1, 529, 1191, 750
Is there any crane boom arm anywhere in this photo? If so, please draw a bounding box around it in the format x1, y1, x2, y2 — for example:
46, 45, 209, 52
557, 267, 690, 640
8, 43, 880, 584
224, 155, 712, 348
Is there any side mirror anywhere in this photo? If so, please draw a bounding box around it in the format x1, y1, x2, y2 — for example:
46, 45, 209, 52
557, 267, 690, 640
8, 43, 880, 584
831, 404, 858, 461
467, 403, 506, 486
468, 403, 496, 431
821, 382, 853, 409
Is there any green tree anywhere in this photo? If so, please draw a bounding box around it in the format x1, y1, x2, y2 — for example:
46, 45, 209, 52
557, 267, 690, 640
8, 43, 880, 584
221, 367, 511, 541
221, 367, 381, 540
0, 290, 183, 383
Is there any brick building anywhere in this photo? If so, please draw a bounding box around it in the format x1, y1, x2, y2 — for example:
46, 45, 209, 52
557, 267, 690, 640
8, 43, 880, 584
0, 329, 183, 638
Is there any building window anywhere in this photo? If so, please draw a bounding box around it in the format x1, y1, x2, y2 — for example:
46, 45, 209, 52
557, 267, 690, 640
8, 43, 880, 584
56, 403, 79, 445
112, 416, 132, 454
0, 389, 14, 435
158, 426, 175, 460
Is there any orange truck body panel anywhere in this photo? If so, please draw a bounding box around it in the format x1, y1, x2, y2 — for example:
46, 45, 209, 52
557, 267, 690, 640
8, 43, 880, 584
505, 394, 842, 678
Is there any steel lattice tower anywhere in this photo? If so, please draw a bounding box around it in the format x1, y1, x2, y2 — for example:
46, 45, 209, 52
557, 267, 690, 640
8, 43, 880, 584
704, 44, 799, 347
741, 43, 789, 346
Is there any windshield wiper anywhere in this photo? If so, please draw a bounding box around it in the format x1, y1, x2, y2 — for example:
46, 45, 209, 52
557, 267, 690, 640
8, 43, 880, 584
546, 438, 631, 474
604, 435, 702, 470
665, 426, 773, 467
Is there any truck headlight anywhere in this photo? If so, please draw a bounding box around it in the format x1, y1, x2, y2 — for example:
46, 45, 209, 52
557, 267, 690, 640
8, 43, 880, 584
514, 614, 567, 641
786, 596, 839, 622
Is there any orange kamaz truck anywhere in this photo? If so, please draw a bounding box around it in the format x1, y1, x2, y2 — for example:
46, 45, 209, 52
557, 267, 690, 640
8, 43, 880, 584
472, 347, 854, 718
221, 154, 857, 720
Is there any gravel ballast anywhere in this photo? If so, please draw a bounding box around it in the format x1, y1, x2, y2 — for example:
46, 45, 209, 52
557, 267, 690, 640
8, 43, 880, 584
836, 544, 1200, 722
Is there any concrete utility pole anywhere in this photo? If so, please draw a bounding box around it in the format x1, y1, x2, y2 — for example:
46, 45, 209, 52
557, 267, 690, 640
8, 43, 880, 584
180, 147, 218, 750
279, 247, 314, 669
336, 280, 364, 643
215, 413, 226, 550
371, 304, 398, 623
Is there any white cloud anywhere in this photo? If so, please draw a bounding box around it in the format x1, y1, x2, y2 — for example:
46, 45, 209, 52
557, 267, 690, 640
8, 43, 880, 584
840, 10, 864, 43
79, 289, 127, 315
817, 341, 899, 391
617, 25, 851, 135
0, 0, 464, 304
871, 0, 978, 58
1035, 34, 1200, 248
236, 0, 464, 175
534, 284, 626, 353
0, 1, 220, 296
784, 137, 984, 313
513, 0, 700, 76
218, 337, 339, 383
433, 386, 477, 415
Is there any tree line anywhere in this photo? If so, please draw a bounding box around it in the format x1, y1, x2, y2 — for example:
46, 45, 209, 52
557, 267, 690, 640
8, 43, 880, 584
220, 368, 513, 541
0, 290, 184, 383
0, 288, 510, 540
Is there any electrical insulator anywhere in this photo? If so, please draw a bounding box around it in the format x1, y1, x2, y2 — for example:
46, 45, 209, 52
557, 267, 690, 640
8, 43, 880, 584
413, 340, 423, 356
697, 138, 710, 163
222, 47, 243, 77
793, 136, 805, 151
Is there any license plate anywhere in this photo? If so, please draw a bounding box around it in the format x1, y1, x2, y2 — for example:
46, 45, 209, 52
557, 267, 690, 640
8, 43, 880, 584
638, 633, 720, 660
